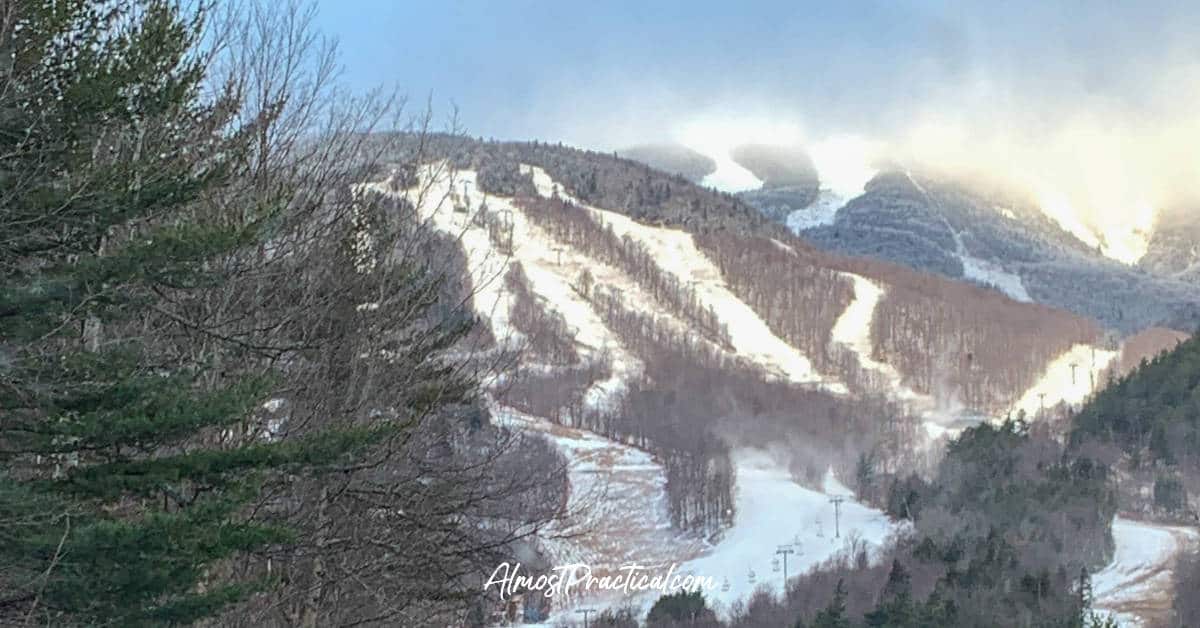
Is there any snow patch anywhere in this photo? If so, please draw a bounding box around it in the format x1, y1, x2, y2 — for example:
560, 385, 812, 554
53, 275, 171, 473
769, 238, 797, 256
372, 167, 521, 354
831, 274, 913, 397
959, 254, 1032, 302
700, 152, 764, 193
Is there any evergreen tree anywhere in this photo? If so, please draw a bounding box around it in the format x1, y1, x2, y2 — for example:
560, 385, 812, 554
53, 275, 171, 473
811, 579, 852, 628
0, 2, 384, 624
864, 561, 916, 627
646, 590, 714, 625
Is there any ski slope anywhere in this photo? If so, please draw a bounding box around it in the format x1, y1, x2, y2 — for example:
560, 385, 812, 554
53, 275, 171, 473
1009, 343, 1118, 418
376, 165, 643, 411
368, 167, 521, 353
678, 449, 900, 615
522, 165, 845, 394
1093, 517, 1199, 627
493, 406, 709, 611
831, 273, 917, 399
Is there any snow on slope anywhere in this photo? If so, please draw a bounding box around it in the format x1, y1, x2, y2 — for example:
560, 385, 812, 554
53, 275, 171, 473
1009, 344, 1118, 418
493, 406, 709, 609
375, 165, 644, 409
678, 449, 900, 615
700, 152, 763, 193
1093, 517, 1199, 628
787, 188, 845, 232
522, 165, 846, 394
366, 167, 520, 352
828, 273, 978, 441
831, 274, 914, 398
959, 253, 1032, 302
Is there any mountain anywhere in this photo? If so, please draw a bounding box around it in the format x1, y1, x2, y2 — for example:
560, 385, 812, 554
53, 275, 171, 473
1140, 202, 1200, 283
764, 167, 1200, 334
371, 136, 1193, 624
610, 141, 1200, 335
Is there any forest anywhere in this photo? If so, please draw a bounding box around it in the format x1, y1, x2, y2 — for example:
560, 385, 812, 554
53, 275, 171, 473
0, 2, 568, 626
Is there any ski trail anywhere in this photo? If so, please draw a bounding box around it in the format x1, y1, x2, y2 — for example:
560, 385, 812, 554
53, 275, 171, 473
1009, 343, 1118, 418
678, 449, 900, 617
522, 164, 846, 393
370, 165, 642, 411
1093, 517, 1199, 628
493, 406, 708, 611
831, 273, 910, 395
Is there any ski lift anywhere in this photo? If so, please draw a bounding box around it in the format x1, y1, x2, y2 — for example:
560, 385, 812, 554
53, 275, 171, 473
747, 568, 756, 584
721, 577, 731, 593
772, 557, 781, 573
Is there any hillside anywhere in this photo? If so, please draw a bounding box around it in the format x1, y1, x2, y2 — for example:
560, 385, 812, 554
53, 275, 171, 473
362, 136, 1195, 625
779, 168, 1200, 334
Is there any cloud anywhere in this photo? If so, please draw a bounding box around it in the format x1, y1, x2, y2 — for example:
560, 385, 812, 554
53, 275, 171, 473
502, 2, 1200, 263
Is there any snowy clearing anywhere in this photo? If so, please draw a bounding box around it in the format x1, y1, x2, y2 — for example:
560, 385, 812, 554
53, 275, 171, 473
828, 272, 965, 442
522, 165, 845, 394
1009, 344, 1118, 418
1093, 516, 1199, 628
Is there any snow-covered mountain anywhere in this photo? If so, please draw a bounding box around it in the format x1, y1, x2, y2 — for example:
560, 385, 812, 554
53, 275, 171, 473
613, 140, 1200, 335
750, 164, 1200, 334
1140, 203, 1200, 283
369, 137, 1193, 625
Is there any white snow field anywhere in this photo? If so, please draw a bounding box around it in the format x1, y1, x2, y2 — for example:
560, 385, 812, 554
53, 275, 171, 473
677, 449, 901, 616
509, 443, 900, 622
522, 165, 846, 394
1009, 343, 1118, 419
1093, 517, 1200, 627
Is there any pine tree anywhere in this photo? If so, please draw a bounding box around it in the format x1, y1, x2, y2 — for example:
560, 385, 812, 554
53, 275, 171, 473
0, 2, 384, 624
865, 560, 916, 627
812, 579, 852, 628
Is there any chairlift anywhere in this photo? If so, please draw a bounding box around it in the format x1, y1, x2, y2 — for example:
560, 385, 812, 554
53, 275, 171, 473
747, 568, 756, 584
772, 557, 781, 573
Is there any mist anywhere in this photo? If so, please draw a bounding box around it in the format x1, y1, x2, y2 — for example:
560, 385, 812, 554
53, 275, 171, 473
456, 2, 1200, 264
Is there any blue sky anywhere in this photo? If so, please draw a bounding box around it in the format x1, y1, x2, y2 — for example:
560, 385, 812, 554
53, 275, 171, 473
313, 1, 1200, 148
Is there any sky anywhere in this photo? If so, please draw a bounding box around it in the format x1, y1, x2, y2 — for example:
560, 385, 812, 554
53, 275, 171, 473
313, 1, 1200, 262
